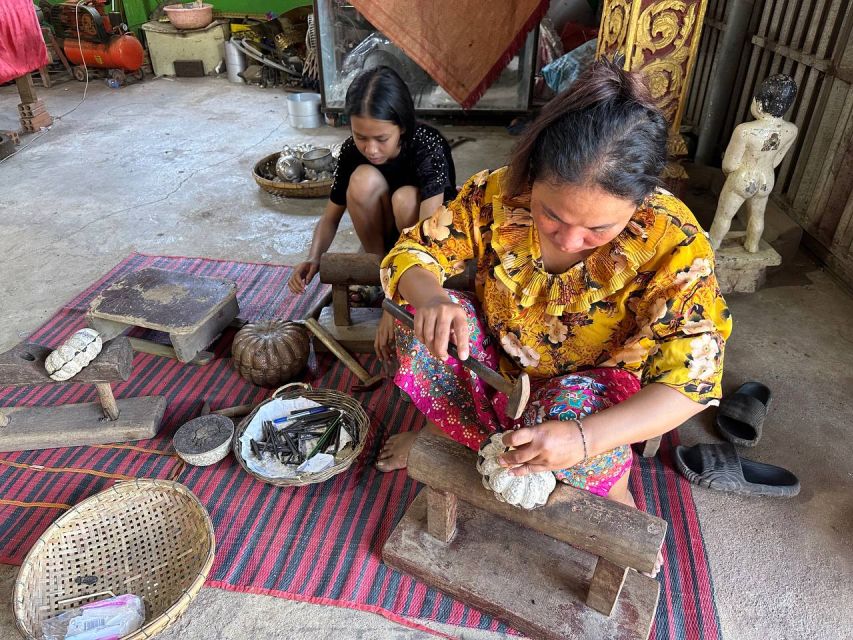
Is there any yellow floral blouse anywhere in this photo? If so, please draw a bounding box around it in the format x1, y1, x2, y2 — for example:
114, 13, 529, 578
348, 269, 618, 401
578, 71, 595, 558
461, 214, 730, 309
380, 168, 732, 405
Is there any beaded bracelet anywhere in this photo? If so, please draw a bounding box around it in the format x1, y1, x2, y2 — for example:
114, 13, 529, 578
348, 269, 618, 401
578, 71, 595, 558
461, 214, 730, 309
570, 417, 588, 465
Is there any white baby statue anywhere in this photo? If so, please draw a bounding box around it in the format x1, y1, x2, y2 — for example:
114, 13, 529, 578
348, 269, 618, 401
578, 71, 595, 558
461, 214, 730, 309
708, 75, 798, 253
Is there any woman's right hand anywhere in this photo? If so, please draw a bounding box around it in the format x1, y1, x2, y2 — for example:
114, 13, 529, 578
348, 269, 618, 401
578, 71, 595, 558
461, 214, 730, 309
414, 296, 470, 361
287, 260, 319, 294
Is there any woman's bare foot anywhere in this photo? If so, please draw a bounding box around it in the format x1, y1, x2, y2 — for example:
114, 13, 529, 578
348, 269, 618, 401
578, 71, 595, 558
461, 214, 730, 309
376, 431, 419, 472
606, 471, 664, 577
375, 422, 448, 473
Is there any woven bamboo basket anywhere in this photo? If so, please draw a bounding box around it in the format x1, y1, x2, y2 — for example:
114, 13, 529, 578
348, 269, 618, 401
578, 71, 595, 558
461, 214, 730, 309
14, 480, 215, 640
253, 152, 333, 198
233, 382, 368, 487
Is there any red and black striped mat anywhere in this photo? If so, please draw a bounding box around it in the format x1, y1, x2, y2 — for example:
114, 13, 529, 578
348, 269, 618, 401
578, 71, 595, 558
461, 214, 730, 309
0, 254, 721, 639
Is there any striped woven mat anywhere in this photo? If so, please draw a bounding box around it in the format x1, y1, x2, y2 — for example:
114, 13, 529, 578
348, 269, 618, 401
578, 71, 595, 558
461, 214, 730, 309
0, 254, 722, 638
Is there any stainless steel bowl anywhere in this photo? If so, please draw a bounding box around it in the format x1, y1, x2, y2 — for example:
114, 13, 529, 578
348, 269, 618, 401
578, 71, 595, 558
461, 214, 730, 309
301, 148, 334, 172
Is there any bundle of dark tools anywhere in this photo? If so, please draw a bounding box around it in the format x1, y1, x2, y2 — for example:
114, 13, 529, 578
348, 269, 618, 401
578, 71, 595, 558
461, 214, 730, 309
248, 405, 357, 465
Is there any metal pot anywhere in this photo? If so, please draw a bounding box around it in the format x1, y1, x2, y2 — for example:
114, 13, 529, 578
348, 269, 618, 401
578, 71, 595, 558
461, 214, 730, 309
301, 148, 334, 172
276, 153, 303, 182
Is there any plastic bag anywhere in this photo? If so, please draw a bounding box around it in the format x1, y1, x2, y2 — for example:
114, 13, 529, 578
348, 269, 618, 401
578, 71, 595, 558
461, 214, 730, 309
41, 594, 145, 640
542, 39, 598, 95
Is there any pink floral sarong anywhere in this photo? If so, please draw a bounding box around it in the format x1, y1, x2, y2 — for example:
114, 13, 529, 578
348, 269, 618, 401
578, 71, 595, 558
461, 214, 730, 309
394, 292, 640, 496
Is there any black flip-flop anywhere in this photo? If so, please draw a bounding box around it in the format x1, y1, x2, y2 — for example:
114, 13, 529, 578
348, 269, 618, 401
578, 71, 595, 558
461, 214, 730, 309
674, 443, 800, 497
715, 381, 771, 447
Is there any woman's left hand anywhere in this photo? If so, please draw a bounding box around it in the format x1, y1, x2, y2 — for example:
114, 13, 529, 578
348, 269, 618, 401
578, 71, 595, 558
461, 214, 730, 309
498, 421, 586, 476
374, 309, 396, 363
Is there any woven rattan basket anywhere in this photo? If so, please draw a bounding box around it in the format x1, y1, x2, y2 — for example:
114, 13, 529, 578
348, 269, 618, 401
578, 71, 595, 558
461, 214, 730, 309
253, 152, 333, 198
233, 382, 368, 487
14, 480, 215, 640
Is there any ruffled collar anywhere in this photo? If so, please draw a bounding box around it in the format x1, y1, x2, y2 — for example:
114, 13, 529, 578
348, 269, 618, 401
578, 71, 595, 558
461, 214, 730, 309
491, 191, 669, 315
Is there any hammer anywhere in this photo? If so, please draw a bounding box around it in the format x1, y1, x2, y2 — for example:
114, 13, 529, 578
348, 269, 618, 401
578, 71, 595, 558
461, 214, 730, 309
382, 299, 530, 419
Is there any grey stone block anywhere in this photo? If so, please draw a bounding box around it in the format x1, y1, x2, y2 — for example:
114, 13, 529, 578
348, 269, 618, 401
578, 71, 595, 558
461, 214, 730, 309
714, 232, 782, 293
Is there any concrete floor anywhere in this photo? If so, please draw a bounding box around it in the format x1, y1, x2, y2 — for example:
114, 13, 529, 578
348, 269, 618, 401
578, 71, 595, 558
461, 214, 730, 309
0, 77, 851, 639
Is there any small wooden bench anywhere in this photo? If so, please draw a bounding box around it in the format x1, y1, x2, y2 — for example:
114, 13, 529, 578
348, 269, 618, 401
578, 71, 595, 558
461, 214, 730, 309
317, 252, 476, 353
87, 267, 239, 363
383, 432, 666, 640
0, 337, 166, 452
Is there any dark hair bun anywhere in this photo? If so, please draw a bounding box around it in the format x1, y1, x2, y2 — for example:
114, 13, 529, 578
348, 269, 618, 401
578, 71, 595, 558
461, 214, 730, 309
506, 58, 669, 205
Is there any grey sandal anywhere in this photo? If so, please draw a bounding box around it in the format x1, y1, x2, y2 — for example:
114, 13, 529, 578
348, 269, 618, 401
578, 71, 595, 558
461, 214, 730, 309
674, 443, 800, 497
715, 381, 771, 447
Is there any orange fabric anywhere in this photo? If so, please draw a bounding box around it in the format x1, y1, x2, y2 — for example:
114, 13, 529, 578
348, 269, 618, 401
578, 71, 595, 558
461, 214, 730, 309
0, 0, 49, 84
350, 0, 547, 108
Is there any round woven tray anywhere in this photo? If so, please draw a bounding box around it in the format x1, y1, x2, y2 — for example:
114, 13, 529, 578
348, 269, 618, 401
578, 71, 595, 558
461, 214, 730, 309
233, 382, 368, 487
14, 479, 215, 640
253, 152, 333, 198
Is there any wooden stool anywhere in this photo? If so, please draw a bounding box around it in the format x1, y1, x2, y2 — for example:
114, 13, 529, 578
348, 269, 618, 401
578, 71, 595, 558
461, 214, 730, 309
317, 253, 476, 353
87, 268, 239, 364
0, 337, 166, 452
316, 253, 383, 353
383, 433, 666, 640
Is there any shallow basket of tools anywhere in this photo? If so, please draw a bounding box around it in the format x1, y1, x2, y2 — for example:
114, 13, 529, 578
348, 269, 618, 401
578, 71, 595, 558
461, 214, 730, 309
232, 382, 369, 487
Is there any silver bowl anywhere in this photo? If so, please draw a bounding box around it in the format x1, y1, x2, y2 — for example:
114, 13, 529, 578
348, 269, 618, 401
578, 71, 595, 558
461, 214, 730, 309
301, 148, 334, 172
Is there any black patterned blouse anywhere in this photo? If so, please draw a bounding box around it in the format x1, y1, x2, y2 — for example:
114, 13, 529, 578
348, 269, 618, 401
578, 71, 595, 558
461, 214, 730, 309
329, 124, 457, 206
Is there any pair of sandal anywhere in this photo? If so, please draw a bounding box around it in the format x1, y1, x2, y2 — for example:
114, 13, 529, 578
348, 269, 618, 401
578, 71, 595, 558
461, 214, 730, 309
674, 382, 800, 497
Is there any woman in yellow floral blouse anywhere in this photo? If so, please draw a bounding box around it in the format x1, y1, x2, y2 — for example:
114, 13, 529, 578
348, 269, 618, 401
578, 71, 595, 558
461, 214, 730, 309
376, 60, 732, 511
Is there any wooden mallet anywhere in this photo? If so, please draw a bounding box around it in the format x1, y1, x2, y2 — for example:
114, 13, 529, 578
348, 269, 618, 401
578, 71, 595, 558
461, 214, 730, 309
382, 299, 530, 419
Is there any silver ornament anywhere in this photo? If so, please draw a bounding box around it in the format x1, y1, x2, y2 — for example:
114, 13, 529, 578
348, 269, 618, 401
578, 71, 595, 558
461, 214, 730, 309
276, 153, 303, 182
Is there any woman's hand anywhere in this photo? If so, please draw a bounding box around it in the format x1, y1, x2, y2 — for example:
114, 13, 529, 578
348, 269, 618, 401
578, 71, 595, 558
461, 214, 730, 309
499, 421, 585, 475
287, 260, 319, 294
374, 309, 396, 363
414, 295, 470, 361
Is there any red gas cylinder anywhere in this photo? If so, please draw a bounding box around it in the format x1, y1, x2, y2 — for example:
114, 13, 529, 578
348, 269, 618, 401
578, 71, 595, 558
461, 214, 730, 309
63, 34, 144, 71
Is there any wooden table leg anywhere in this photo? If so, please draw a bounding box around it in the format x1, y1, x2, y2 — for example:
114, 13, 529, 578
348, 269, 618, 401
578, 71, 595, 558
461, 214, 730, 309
87, 317, 131, 341
37, 66, 51, 88
15, 74, 38, 104
169, 295, 239, 362
128, 337, 214, 366
332, 285, 351, 326
95, 383, 120, 421
426, 487, 457, 543
586, 556, 629, 616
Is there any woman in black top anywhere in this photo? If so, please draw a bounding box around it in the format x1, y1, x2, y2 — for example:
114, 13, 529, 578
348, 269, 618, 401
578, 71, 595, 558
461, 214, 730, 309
288, 66, 457, 297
